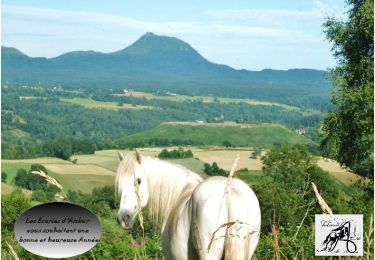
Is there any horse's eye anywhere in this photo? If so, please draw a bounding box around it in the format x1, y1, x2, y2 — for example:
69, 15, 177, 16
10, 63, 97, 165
137, 178, 141, 185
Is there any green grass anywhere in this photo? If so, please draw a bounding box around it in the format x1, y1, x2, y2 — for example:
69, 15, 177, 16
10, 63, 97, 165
1, 161, 113, 193
71, 153, 119, 172
116, 91, 300, 110
123, 124, 312, 148
1, 162, 31, 184
60, 98, 155, 110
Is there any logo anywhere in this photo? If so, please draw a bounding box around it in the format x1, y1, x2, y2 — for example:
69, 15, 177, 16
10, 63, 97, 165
315, 214, 363, 256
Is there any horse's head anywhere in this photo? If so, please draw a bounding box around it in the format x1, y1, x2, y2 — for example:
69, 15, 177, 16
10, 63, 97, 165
115, 150, 149, 230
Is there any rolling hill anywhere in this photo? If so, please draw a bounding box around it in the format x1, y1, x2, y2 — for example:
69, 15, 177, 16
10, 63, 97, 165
119, 123, 312, 148
2, 33, 330, 107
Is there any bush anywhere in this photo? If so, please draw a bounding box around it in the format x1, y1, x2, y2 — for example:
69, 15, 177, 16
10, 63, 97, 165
250, 147, 261, 159
14, 166, 60, 196
31, 190, 48, 202
203, 162, 227, 176
158, 148, 193, 159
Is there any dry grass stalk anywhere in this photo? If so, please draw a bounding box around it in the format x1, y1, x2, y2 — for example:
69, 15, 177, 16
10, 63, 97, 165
365, 214, 374, 260
292, 200, 315, 242
207, 220, 257, 252
272, 224, 280, 260
134, 174, 146, 259
6, 242, 20, 260
31, 170, 63, 191
311, 182, 333, 214
208, 155, 241, 253
224, 154, 240, 194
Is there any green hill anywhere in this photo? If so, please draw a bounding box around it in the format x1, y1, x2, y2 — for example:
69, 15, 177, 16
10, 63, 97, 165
120, 123, 312, 148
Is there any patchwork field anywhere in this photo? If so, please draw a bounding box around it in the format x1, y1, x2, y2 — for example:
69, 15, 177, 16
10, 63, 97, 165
2, 147, 362, 195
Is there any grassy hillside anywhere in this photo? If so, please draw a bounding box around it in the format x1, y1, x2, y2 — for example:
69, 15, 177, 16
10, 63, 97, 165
121, 123, 312, 148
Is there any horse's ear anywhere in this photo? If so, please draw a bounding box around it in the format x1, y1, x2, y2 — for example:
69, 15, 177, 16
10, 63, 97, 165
118, 151, 125, 161
135, 149, 142, 164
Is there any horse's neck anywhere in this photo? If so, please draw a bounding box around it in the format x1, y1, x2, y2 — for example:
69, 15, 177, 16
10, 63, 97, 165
143, 157, 202, 224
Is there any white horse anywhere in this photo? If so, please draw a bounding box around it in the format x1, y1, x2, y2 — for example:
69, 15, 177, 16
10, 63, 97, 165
115, 151, 261, 259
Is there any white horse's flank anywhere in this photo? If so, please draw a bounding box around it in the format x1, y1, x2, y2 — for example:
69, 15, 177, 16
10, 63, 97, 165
116, 151, 261, 259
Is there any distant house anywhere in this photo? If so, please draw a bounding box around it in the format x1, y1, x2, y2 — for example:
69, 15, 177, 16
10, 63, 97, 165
296, 128, 306, 135
166, 92, 177, 96
195, 120, 204, 124
123, 89, 129, 93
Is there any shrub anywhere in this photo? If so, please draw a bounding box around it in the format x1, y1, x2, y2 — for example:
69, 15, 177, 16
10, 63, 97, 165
203, 162, 227, 176
158, 148, 193, 159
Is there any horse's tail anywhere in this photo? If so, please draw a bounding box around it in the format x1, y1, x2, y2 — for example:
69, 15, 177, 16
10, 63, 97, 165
224, 185, 260, 260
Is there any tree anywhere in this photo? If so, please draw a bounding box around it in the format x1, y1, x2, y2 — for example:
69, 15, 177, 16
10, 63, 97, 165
321, 0, 374, 178
256, 145, 346, 234
1, 172, 7, 183
250, 147, 261, 159
223, 140, 234, 148
203, 162, 227, 176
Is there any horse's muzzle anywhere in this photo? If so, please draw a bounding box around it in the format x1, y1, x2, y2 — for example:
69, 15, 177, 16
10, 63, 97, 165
117, 214, 132, 230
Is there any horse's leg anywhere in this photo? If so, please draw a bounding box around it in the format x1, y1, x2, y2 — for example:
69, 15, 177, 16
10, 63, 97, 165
190, 177, 261, 260
190, 201, 226, 260
162, 199, 196, 260
190, 185, 227, 260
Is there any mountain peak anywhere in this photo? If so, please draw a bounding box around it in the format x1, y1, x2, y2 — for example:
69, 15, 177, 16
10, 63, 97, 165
118, 32, 196, 56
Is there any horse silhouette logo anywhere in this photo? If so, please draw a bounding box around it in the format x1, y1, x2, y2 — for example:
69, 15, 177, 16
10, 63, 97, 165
315, 215, 363, 256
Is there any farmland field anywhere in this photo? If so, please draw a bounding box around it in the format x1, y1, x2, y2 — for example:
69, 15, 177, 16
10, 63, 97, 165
60, 97, 155, 110
2, 147, 359, 195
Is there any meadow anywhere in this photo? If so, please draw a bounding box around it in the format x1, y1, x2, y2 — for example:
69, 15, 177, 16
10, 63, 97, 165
121, 123, 312, 148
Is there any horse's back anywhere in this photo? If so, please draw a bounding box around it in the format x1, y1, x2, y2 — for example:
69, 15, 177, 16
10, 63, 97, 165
190, 176, 261, 259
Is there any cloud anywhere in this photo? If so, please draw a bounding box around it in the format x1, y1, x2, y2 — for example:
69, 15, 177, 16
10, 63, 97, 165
206, 2, 345, 25
207, 9, 322, 22
2, 5, 318, 43
1, 4, 336, 70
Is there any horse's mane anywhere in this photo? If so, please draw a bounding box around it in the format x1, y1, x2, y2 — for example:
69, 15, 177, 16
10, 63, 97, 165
116, 152, 203, 225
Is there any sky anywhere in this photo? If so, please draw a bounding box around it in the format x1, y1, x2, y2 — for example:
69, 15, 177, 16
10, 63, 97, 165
1, 0, 347, 70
